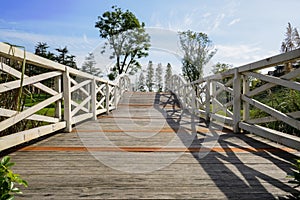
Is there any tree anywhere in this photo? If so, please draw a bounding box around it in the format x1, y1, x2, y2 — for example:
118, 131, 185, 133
146, 61, 154, 92
95, 6, 151, 80
281, 22, 300, 53
35, 42, 49, 57
280, 22, 300, 73
55, 46, 68, 64
81, 53, 102, 77
55, 46, 77, 69
212, 62, 231, 74
155, 63, 163, 92
164, 63, 172, 92
138, 72, 146, 92
179, 30, 216, 82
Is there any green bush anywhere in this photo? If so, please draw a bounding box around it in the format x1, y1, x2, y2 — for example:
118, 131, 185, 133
0, 156, 28, 200
287, 159, 300, 199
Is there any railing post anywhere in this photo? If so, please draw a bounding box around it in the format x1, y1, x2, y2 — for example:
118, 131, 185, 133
242, 75, 250, 121
91, 78, 97, 120
55, 75, 62, 121
114, 85, 118, 109
106, 82, 110, 114
233, 69, 241, 133
211, 81, 216, 115
63, 67, 72, 132
205, 80, 211, 122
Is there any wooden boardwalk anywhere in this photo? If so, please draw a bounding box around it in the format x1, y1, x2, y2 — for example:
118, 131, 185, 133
7, 92, 300, 199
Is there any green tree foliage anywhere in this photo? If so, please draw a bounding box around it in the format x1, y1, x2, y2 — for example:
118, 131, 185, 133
0, 156, 28, 200
179, 30, 216, 82
138, 72, 146, 92
95, 6, 151, 80
55, 47, 77, 69
81, 53, 102, 77
164, 63, 172, 92
155, 63, 163, 92
211, 62, 231, 74
146, 61, 154, 92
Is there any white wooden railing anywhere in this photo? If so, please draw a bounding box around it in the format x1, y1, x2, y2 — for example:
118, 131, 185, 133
169, 49, 300, 150
0, 42, 130, 151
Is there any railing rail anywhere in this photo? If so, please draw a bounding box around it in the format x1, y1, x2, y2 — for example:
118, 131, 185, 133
169, 48, 300, 150
0, 42, 130, 151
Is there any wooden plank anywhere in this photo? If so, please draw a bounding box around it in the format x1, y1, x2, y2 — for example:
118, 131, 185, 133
54, 75, 62, 120
242, 95, 300, 130
0, 108, 59, 123
232, 69, 241, 132
239, 122, 300, 150
243, 71, 300, 92
210, 113, 233, 125
243, 75, 250, 121
72, 113, 93, 124
70, 79, 91, 93
71, 96, 91, 117
63, 67, 72, 132
0, 122, 66, 151
70, 78, 89, 97
0, 42, 116, 85
237, 48, 300, 73
246, 111, 300, 124
215, 81, 233, 96
0, 62, 58, 95
0, 93, 63, 132
0, 71, 61, 93
211, 98, 233, 117
246, 65, 300, 97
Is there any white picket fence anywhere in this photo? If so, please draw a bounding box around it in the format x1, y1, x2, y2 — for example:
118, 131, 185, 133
169, 49, 300, 150
0, 42, 130, 151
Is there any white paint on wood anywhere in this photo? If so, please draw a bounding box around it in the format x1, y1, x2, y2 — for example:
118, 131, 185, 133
242, 95, 300, 130
63, 67, 72, 132
0, 63, 58, 95
0, 71, 62, 93
0, 122, 66, 151
233, 69, 241, 133
0, 108, 59, 123
0, 93, 63, 132
239, 122, 300, 150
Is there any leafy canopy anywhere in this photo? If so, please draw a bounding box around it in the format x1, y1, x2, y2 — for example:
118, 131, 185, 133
95, 6, 150, 80
179, 30, 216, 82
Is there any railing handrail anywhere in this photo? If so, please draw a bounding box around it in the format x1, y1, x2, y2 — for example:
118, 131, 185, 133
168, 48, 300, 150
0, 42, 130, 151
0, 42, 116, 86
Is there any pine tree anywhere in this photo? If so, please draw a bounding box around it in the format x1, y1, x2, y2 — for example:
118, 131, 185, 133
81, 53, 102, 77
155, 63, 163, 92
138, 72, 146, 92
146, 61, 154, 92
164, 63, 172, 92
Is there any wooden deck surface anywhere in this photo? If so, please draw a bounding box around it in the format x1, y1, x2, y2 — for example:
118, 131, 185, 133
6, 92, 300, 199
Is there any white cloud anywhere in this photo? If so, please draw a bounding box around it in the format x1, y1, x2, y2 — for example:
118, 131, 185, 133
0, 29, 100, 66
228, 18, 240, 26
213, 43, 273, 67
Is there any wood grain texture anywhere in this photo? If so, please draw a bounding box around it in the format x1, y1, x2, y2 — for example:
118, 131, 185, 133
6, 92, 300, 199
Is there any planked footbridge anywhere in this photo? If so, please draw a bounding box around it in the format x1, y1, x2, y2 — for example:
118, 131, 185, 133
1, 42, 300, 199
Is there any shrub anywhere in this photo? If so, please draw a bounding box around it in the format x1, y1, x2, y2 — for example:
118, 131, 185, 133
0, 156, 28, 200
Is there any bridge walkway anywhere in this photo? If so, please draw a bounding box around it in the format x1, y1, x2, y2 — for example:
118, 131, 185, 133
8, 92, 300, 199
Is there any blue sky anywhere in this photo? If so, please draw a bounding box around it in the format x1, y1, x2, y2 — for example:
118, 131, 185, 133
1, 0, 300, 75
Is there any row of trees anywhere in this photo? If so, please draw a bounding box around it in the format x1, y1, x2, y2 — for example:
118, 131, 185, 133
137, 62, 172, 92
35, 42, 77, 69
